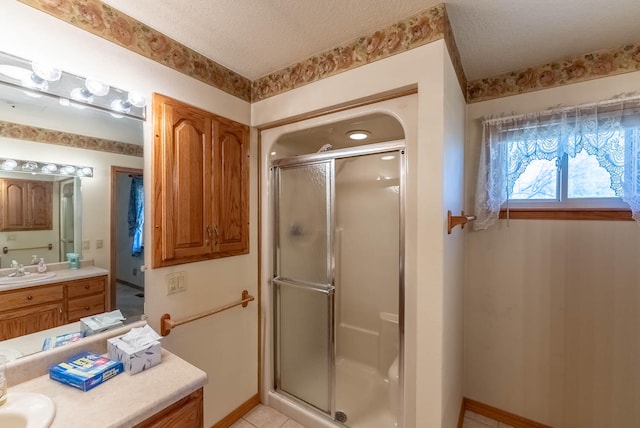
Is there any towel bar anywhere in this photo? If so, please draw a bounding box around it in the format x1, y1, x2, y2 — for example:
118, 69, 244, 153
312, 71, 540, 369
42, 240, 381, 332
160, 290, 254, 336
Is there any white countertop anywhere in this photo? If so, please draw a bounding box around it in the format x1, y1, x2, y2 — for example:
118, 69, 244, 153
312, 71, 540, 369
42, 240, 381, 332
9, 349, 208, 428
0, 264, 108, 292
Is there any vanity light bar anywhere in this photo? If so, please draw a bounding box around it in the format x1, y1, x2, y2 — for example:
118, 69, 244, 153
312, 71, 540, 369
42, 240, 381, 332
0, 157, 93, 178
0, 50, 146, 121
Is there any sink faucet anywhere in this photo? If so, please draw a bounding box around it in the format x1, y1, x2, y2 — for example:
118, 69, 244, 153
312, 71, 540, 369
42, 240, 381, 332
9, 260, 25, 277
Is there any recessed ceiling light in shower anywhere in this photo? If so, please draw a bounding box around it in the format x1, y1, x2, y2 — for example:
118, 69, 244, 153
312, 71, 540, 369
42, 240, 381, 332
347, 130, 370, 140
381, 155, 396, 161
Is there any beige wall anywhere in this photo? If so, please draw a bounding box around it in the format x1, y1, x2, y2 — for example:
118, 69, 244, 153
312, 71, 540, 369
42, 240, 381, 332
2, 3, 256, 426
255, 41, 466, 427
465, 71, 640, 427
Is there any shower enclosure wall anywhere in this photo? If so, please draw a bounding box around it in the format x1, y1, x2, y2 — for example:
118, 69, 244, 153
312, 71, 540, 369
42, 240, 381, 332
268, 130, 405, 428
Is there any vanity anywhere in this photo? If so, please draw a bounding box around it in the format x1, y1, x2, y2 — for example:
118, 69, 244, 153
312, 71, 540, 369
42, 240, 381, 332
4, 321, 207, 428
0, 263, 109, 341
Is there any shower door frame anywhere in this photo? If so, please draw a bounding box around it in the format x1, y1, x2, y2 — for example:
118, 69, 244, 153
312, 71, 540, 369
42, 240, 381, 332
270, 140, 406, 426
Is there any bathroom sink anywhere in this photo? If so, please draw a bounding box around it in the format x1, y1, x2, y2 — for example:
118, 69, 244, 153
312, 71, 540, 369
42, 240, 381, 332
0, 392, 56, 428
0, 272, 56, 286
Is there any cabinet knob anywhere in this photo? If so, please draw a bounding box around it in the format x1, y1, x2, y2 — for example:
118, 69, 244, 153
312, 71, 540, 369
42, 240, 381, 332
84, 285, 90, 289
84, 306, 90, 310
27, 295, 33, 300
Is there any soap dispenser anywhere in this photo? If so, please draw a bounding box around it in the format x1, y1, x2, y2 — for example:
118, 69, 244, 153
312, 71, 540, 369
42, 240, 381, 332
37, 258, 47, 273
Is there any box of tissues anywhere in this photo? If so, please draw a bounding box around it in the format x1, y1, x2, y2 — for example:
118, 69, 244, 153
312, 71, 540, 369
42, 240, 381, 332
80, 310, 126, 336
107, 325, 162, 375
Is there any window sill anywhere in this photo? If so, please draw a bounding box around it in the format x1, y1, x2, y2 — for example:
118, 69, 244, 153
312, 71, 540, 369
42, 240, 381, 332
498, 208, 633, 221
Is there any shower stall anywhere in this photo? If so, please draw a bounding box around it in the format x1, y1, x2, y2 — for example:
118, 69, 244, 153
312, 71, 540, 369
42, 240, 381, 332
268, 137, 405, 428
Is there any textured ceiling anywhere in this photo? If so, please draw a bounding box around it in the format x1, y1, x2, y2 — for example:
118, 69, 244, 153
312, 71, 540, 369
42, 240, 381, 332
103, 0, 640, 81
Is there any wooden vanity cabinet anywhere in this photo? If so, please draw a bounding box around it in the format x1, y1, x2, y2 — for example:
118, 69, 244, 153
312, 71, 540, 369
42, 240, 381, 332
133, 388, 203, 428
0, 274, 107, 340
0, 284, 65, 340
65, 276, 107, 322
152, 93, 249, 268
0, 178, 53, 231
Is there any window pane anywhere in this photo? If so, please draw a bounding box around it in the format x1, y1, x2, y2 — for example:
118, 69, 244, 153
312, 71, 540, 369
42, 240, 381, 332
567, 149, 616, 198
511, 159, 557, 199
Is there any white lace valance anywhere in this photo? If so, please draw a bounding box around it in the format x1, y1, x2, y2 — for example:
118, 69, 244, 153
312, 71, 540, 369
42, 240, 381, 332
474, 96, 640, 230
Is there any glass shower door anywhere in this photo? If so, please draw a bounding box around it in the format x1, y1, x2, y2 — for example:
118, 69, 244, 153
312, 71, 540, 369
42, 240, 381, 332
274, 161, 334, 414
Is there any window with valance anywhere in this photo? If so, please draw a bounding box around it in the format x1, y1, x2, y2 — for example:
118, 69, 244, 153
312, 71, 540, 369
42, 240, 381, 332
474, 97, 640, 230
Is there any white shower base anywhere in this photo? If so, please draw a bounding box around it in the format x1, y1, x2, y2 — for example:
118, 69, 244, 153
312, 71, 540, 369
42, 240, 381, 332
335, 357, 397, 428
267, 356, 397, 428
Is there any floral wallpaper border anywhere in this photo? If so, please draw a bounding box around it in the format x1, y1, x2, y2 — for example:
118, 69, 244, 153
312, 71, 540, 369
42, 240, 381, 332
17, 1, 466, 103
22, 1, 637, 105
252, 4, 456, 102
467, 42, 640, 103
0, 120, 143, 157
17, 0, 252, 102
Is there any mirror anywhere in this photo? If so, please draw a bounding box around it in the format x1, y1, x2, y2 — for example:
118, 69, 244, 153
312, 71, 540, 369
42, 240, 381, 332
0, 52, 145, 360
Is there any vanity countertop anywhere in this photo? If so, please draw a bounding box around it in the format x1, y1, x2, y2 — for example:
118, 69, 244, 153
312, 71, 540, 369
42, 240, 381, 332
9, 348, 207, 428
0, 264, 108, 292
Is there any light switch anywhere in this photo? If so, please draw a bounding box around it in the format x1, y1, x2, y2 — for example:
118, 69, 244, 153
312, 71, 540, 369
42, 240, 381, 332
82, 240, 90, 250
96, 239, 103, 249
167, 271, 187, 295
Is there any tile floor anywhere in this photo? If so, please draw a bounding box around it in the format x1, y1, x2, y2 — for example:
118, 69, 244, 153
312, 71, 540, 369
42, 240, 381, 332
230, 404, 306, 428
230, 404, 505, 428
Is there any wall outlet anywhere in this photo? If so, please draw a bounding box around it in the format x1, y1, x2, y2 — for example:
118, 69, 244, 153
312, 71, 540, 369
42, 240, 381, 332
95, 239, 103, 249
167, 271, 187, 295
82, 240, 90, 250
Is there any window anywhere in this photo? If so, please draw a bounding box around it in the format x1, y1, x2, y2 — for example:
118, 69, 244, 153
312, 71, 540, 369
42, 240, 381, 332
474, 98, 640, 229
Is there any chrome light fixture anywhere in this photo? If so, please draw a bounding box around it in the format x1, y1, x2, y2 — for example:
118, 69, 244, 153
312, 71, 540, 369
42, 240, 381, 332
0, 157, 93, 178
0, 51, 146, 120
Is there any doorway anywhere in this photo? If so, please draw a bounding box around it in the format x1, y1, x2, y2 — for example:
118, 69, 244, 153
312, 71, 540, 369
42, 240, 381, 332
110, 166, 145, 321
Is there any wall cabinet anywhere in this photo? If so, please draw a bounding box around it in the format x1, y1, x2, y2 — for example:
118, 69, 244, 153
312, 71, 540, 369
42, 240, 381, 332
0, 275, 107, 340
0, 178, 53, 231
152, 93, 249, 268
133, 388, 203, 428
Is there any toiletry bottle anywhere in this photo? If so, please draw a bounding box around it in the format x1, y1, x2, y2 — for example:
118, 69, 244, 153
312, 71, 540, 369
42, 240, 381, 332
37, 257, 47, 273
31, 254, 39, 265
0, 355, 6, 406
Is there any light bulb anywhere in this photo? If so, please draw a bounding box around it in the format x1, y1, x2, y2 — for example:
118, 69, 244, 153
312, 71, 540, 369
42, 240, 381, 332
127, 91, 146, 108
70, 87, 93, 103
1, 159, 17, 170
85, 78, 109, 96
32, 62, 61, 82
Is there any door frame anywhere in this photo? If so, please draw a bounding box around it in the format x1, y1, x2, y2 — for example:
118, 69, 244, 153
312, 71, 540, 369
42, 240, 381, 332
109, 166, 143, 311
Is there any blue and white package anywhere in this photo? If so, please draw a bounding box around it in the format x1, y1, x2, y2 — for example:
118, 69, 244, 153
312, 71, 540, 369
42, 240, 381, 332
49, 352, 123, 391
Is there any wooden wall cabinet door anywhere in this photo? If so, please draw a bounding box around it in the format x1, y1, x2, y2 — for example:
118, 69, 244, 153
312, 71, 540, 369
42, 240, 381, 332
213, 117, 249, 257
153, 94, 249, 268
0, 178, 53, 231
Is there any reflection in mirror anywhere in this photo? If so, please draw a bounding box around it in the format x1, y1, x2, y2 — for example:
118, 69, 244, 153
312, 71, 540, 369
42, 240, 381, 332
0, 171, 83, 268
0, 50, 145, 361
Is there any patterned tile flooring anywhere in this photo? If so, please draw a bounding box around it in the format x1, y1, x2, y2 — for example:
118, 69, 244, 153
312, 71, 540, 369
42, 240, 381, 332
230, 404, 505, 428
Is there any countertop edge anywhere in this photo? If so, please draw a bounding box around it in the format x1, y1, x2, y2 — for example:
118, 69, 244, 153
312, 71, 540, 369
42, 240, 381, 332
9, 348, 208, 428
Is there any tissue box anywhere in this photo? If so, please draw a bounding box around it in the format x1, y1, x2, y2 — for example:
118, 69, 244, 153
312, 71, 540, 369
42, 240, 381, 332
107, 335, 161, 375
49, 352, 123, 391
80, 310, 125, 336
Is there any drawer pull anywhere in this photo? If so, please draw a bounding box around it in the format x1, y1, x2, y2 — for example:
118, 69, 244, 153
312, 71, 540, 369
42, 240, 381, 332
84, 285, 90, 289
27, 295, 33, 300
84, 306, 90, 310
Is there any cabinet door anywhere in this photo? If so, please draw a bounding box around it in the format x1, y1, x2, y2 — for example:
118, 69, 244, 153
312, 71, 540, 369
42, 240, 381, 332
28, 181, 53, 229
153, 94, 214, 267
0, 178, 52, 231
1, 179, 28, 230
0, 302, 64, 341
134, 388, 203, 428
213, 117, 249, 257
